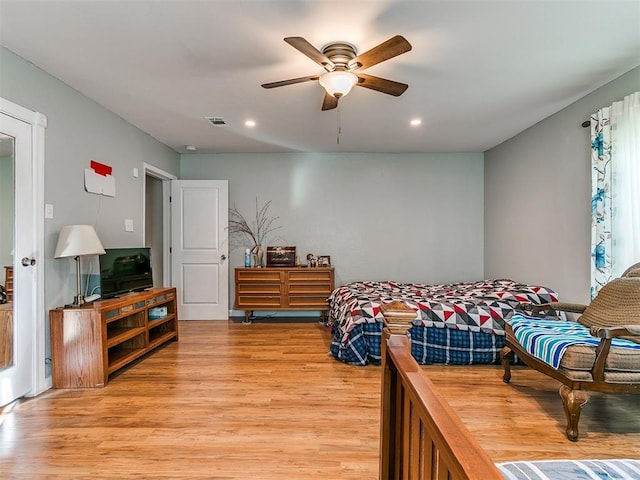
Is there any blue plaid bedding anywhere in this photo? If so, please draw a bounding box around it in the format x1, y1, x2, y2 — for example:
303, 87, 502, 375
328, 279, 556, 366
329, 322, 507, 366
410, 326, 506, 365
330, 322, 383, 365
510, 313, 640, 369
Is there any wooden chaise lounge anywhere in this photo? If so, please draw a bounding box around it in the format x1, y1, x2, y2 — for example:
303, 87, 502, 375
501, 276, 640, 441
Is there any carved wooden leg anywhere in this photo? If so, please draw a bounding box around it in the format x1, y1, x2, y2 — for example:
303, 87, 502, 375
559, 385, 589, 441
501, 345, 513, 383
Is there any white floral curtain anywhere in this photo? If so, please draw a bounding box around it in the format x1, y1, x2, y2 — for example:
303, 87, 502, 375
611, 92, 640, 276
590, 107, 612, 297
590, 92, 640, 298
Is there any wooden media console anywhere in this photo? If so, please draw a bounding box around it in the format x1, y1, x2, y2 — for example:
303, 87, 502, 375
49, 287, 178, 388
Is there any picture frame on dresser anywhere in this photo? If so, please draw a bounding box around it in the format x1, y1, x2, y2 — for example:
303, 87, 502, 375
266, 246, 296, 267
317, 255, 331, 266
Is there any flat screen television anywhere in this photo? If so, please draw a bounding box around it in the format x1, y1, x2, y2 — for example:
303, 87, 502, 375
98, 247, 153, 299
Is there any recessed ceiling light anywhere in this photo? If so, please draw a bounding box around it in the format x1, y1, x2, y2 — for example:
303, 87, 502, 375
410, 118, 422, 127
245, 120, 256, 128
185, 145, 197, 152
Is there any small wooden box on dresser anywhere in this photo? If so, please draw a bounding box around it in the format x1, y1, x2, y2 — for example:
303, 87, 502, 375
235, 266, 335, 323
49, 287, 178, 388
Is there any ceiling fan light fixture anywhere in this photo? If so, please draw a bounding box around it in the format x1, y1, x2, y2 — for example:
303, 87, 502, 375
319, 71, 358, 98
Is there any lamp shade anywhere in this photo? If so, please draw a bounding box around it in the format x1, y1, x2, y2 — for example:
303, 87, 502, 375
319, 71, 358, 98
54, 225, 105, 258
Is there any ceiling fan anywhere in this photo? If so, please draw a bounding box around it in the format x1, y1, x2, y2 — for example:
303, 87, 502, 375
261, 35, 412, 111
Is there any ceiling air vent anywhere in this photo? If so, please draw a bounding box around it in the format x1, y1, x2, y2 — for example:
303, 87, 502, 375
205, 116, 227, 127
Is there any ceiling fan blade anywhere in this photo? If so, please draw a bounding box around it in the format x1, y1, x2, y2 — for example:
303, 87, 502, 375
321, 92, 339, 111
356, 73, 408, 96
261, 75, 320, 89
284, 37, 335, 71
349, 35, 412, 71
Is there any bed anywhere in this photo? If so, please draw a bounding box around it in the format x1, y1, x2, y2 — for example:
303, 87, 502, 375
328, 278, 559, 365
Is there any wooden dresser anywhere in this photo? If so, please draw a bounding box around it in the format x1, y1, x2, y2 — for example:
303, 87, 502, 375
49, 287, 178, 388
0, 304, 12, 370
4, 266, 13, 303
235, 267, 334, 323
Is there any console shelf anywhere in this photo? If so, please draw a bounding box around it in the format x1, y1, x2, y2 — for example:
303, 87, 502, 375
148, 314, 175, 330
148, 331, 177, 350
50, 287, 178, 388
106, 326, 146, 348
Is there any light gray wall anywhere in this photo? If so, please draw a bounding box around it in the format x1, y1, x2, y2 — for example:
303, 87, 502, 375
485, 66, 640, 304
0, 46, 178, 364
180, 152, 485, 310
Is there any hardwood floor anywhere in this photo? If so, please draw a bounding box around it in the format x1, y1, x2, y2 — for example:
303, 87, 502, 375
1, 320, 638, 479
423, 364, 640, 462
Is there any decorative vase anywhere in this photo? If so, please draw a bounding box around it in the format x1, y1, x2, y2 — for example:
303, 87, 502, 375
253, 244, 264, 267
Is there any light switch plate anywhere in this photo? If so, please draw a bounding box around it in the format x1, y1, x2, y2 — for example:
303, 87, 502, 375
45, 204, 54, 219
125, 219, 134, 232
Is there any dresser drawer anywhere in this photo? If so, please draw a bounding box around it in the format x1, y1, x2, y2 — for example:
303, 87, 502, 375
288, 282, 332, 294
236, 269, 282, 283
236, 294, 283, 308
287, 294, 330, 309
236, 282, 282, 295
287, 269, 333, 283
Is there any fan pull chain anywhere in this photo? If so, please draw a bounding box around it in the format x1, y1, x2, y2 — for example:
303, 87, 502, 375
336, 102, 341, 145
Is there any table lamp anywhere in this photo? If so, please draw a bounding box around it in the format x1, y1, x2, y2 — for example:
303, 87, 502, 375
54, 224, 105, 307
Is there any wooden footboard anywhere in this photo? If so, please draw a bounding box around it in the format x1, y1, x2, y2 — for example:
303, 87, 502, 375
379, 301, 503, 480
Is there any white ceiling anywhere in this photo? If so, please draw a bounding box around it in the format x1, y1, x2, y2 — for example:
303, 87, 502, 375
0, 0, 638, 154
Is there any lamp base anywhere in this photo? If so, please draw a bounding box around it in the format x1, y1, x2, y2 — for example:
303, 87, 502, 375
69, 294, 86, 308
69, 256, 85, 308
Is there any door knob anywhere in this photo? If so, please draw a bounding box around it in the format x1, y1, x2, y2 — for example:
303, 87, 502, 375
21, 256, 36, 266
220, 254, 227, 261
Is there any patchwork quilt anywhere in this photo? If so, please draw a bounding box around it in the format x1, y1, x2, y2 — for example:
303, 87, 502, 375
328, 279, 559, 366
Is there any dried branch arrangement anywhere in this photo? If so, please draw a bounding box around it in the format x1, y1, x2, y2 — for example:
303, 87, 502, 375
228, 198, 281, 249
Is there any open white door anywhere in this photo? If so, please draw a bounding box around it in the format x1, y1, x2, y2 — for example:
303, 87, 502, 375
171, 180, 228, 320
0, 100, 45, 406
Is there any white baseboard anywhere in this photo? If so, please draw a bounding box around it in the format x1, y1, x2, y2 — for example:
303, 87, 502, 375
228, 309, 321, 318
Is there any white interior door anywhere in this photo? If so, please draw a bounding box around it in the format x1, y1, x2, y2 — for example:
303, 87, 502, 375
171, 180, 228, 320
0, 109, 35, 406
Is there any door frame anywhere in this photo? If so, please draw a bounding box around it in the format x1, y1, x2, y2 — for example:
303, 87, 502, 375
0, 97, 48, 398
143, 163, 176, 288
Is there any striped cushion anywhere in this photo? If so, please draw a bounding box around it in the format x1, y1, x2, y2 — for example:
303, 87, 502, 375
497, 459, 640, 479
509, 314, 640, 371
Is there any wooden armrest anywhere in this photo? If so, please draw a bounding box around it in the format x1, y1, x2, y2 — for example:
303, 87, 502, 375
530, 302, 588, 317
590, 325, 640, 339
589, 324, 640, 381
